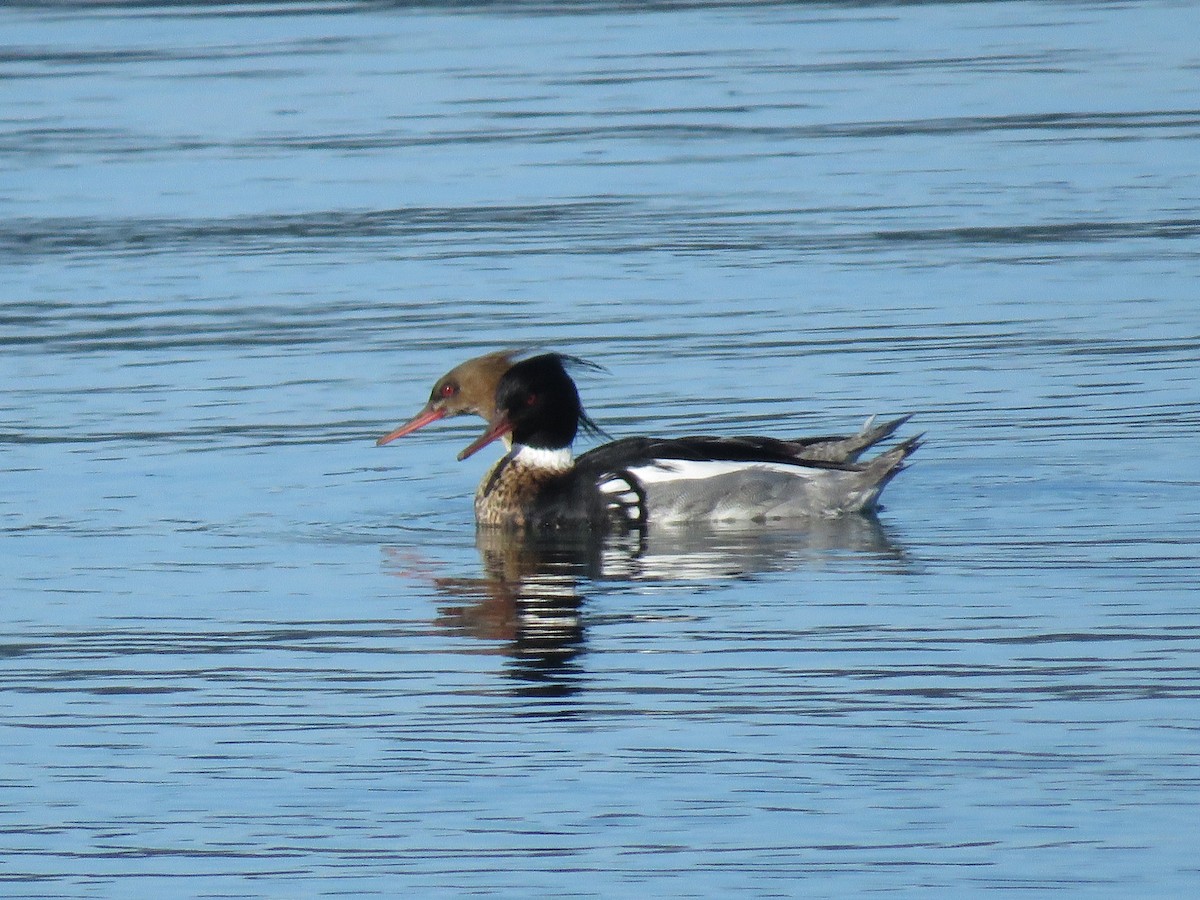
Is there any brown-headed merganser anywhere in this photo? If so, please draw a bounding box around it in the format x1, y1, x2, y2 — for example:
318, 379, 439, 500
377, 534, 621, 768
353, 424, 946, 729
377, 349, 912, 463
457, 353, 920, 529
376, 349, 519, 446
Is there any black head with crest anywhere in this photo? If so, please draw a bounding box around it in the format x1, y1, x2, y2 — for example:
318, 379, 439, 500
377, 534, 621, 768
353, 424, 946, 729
458, 353, 606, 460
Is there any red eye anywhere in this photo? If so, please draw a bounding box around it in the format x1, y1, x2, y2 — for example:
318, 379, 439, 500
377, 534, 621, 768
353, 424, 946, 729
525, 392, 538, 406
440, 382, 457, 398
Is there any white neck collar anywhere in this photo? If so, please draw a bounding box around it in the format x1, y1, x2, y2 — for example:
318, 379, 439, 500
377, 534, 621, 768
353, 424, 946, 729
512, 444, 574, 470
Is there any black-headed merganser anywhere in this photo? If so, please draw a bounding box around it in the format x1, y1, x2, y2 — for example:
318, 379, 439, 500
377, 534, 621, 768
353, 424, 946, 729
377, 349, 913, 463
456, 353, 920, 530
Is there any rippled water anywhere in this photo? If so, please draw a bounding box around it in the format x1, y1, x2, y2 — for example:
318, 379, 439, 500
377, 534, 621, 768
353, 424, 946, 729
3, 1, 1199, 896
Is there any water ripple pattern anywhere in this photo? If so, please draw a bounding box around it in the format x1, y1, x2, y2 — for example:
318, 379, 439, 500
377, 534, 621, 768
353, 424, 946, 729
2, 1, 1198, 897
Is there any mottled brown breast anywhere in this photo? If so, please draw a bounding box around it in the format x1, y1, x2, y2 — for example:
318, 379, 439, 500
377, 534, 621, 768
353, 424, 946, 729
474, 455, 564, 528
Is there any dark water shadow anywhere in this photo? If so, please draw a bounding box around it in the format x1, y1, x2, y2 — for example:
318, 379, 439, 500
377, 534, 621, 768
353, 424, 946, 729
384, 515, 908, 694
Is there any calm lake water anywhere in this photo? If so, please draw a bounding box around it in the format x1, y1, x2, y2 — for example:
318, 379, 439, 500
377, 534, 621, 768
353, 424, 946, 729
3, 0, 1199, 896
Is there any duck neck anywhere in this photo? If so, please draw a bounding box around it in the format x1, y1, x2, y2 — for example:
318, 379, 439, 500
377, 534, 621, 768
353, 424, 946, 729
511, 443, 574, 471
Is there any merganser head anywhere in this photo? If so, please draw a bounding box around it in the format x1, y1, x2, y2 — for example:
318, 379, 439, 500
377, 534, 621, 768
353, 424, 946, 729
376, 349, 519, 446
458, 353, 603, 461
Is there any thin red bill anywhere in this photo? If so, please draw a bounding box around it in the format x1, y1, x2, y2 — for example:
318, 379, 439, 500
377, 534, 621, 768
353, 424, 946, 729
457, 415, 513, 461
375, 406, 446, 446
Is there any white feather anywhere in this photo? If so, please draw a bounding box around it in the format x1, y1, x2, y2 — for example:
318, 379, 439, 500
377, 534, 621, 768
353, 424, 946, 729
512, 445, 573, 471
628, 459, 819, 485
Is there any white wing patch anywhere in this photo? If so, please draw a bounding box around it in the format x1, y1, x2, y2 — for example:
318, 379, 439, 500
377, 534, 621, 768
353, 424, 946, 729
628, 459, 820, 485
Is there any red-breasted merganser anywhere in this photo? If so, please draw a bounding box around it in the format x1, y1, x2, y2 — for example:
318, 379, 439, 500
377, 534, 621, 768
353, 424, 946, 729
377, 349, 912, 463
456, 353, 920, 530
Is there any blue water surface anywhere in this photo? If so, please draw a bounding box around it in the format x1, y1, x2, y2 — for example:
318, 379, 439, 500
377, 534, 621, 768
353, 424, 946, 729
2, 1, 1199, 897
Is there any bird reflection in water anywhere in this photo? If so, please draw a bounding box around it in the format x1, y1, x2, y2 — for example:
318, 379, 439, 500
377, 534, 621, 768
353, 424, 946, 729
384, 515, 907, 691
436, 528, 602, 694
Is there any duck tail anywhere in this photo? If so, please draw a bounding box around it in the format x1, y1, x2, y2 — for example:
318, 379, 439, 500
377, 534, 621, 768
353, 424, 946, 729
791, 413, 914, 463
854, 432, 923, 510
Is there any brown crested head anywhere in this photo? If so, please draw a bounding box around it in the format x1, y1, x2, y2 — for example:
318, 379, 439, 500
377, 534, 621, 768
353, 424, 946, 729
376, 349, 521, 446
430, 349, 517, 422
